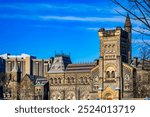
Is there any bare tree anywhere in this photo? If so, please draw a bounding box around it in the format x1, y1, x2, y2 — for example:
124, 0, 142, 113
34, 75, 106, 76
0, 73, 12, 99
135, 45, 150, 98
111, 0, 150, 46
139, 44, 150, 60
136, 70, 150, 98
0, 73, 4, 98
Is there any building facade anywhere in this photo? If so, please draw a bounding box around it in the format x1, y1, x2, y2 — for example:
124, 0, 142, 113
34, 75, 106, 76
0, 15, 149, 100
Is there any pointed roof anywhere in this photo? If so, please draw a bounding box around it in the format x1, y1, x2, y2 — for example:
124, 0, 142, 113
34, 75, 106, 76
124, 13, 131, 27
48, 54, 72, 73
20, 74, 35, 83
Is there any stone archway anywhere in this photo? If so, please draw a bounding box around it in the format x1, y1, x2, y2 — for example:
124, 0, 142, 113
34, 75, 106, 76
103, 93, 113, 100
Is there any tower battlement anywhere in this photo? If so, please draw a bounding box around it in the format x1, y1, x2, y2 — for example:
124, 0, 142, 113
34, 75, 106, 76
98, 27, 128, 38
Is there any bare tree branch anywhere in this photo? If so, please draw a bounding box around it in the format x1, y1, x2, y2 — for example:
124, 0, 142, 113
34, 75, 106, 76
111, 0, 150, 46
142, 36, 150, 46
111, 0, 150, 28
136, 0, 150, 14
139, 26, 150, 31
135, 1, 150, 27
143, 0, 150, 8
132, 28, 150, 36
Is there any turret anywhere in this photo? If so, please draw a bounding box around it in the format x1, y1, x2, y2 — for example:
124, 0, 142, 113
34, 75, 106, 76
10, 58, 21, 99
124, 14, 132, 33
124, 14, 132, 64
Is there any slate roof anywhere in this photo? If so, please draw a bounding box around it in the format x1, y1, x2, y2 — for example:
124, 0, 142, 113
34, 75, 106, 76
48, 54, 72, 73
66, 63, 96, 73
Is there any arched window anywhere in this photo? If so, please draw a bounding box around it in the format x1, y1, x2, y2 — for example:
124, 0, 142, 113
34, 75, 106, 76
85, 77, 88, 84
50, 78, 53, 84
67, 77, 70, 84
106, 71, 110, 78
54, 78, 57, 84
71, 77, 75, 84
81, 77, 84, 84
111, 71, 115, 78
58, 78, 61, 84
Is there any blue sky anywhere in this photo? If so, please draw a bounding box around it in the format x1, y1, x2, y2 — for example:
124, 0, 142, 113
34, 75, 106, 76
0, 0, 148, 62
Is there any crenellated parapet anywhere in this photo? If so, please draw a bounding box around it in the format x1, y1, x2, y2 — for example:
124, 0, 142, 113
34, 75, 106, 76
98, 27, 121, 37
98, 27, 128, 38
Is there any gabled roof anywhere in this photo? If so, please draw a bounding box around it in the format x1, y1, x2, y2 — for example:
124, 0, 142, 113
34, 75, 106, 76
21, 74, 35, 82
35, 78, 48, 86
48, 54, 72, 73
123, 62, 134, 70
66, 63, 96, 73
21, 74, 48, 86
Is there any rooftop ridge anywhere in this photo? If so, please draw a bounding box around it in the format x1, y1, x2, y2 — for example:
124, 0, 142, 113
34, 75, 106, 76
55, 51, 70, 58
71, 61, 94, 65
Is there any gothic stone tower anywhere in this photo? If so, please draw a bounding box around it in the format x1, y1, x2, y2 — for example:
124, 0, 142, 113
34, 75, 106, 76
9, 58, 21, 100
124, 14, 132, 64
98, 15, 132, 100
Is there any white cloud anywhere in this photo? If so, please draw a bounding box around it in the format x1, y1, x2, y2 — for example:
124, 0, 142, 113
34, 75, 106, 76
0, 3, 104, 13
0, 14, 125, 23
0, 3, 128, 23
39, 15, 124, 22
86, 28, 100, 31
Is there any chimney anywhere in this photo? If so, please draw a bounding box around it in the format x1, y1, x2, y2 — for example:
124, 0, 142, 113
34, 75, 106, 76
133, 57, 138, 67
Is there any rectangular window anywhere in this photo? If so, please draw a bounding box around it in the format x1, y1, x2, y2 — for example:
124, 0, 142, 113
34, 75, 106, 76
125, 84, 130, 90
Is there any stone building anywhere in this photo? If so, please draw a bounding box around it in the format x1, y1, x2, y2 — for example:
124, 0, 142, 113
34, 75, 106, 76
0, 15, 149, 100
46, 54, 98, 100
